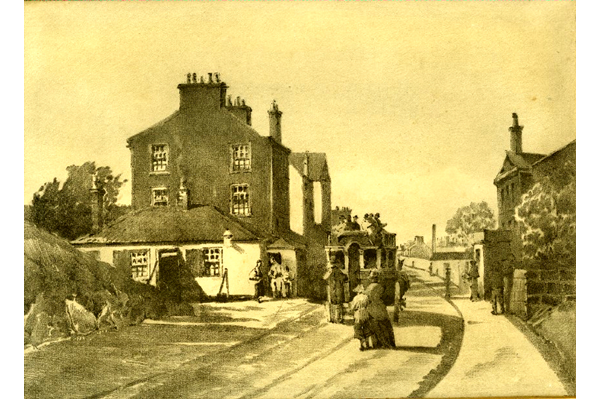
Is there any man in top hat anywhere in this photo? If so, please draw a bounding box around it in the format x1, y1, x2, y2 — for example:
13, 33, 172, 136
323, 255, 348, 323
350, 215, 361, 231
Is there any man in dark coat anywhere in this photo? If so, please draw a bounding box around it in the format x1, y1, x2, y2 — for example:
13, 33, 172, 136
323, 255, 348, 323
393, 259, 410, 323
490, 259, 505, 315
468, 260, 481, 301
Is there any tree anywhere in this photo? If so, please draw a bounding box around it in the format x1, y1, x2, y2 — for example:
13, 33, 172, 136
31, 162, 130, 240
515, 161, 575, 267
445, 201, 497, 246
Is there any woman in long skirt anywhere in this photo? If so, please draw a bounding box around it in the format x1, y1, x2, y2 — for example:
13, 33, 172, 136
364, 269, 396, 349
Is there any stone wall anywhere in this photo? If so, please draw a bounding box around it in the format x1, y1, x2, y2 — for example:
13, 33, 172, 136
525, 265, 576, 310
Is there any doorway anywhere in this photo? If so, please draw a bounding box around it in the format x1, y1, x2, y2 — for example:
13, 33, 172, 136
158, 250, 182, 302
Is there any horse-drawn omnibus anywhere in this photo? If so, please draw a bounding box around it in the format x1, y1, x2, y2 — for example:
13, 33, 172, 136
325, 228, 398, 305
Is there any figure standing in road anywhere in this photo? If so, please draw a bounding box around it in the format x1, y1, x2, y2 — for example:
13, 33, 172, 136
350, 284, 374, 351
268, 254, 284, 299
323, 254, 348, 323
282, 265, 294, 298
249, 260, 265, 303
490, 258, 505, 315
365, 269, 396, 348
503, 254, 516, 313
468, 260, 481, 302
429, 262, 434, 276
393, 259, 410, 323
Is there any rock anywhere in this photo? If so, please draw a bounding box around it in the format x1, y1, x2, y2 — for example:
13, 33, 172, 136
65, 298, 97, 335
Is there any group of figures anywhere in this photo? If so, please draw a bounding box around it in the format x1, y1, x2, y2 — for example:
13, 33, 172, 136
457, 253, 516, 315
332, 213, 388, 237
248, 253, 294, 303
323, 255, 411, 351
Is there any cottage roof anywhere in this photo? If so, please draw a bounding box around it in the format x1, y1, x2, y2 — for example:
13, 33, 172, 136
71, 206, 263, 245
289, 152, 330, 181
430, 252, 471, 261
268, 237, 306, 250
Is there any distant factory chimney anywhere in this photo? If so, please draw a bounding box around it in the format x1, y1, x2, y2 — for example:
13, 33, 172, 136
432, 224, 437, 254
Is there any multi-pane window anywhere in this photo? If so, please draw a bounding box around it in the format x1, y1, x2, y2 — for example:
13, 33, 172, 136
152, 144, 169, 172
131, 250, 149, 279
231, 144, 251, 172
152, 188, 168, 206
231, 184, 250, 216
204, 248, 222, 277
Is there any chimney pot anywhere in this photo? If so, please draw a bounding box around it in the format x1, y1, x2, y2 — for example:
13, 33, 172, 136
200, 75, 205, 84
192, 73, 197, 83
208, 73, 213, 83
215, 73, 220, 83
187, 73, 191, 84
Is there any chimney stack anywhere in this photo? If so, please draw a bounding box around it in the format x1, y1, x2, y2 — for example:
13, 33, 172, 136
178, 72, 228, 112
509, 112, 523, 154
268, 100, 282, 143
90, 173, 105, 234
432, 224, 437, 254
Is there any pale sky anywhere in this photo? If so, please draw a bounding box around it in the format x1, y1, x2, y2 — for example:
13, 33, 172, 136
24, 1, 576, 243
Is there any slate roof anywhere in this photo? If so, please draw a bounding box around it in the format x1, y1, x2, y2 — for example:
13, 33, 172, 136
430, 252, 471, 261
505, 151, 546, 170
494, 150, 546, 184
289, 152, 329, 181
71, 206, 264, 245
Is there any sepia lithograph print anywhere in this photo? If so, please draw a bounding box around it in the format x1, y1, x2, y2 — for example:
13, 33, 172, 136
24, 1, 576, 398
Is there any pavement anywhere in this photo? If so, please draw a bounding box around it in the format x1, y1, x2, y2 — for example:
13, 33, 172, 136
411, 266, 569, 399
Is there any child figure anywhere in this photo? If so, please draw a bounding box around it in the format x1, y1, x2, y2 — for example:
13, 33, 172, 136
350, 284, 374, 351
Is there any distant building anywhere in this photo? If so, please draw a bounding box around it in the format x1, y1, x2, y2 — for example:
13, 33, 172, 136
73, 73, 330, 298
493, 113, 576, 259
404, 236, 432, 260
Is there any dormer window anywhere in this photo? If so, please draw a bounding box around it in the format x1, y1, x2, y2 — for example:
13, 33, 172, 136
231, 144, 251, 172
152, 144, 169, 172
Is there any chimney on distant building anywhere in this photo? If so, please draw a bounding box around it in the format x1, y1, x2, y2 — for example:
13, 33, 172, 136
268, 100, 282, 143
432, 224, 437, 254
178, 72, 228, 112
509, 113, 523, 154
90, 173, 105, 234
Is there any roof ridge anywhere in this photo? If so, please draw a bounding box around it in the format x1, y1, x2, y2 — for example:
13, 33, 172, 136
531, 139, 576, 167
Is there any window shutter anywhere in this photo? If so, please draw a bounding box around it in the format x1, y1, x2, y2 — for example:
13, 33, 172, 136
112, 250, 131, 275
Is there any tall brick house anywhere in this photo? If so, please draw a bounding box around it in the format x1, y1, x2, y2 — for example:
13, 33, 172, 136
493, 113, 575, 259
73, 73, 330, 298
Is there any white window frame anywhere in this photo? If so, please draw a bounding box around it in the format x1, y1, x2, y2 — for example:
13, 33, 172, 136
231, 184, 251, 216
151, 144, 169, 173
230, 143, 251, 173
130, 250, 150, 279
152, 187, 169, 207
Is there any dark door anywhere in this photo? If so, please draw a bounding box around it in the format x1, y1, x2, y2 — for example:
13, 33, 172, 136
348, 243, 361, 301
158, 252, 181, 302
